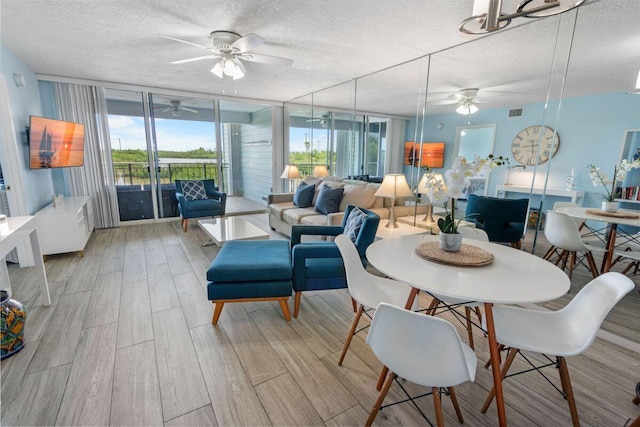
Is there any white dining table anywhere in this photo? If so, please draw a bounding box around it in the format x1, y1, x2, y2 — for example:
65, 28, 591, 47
555, 206, 640, 272
366, 234, 570, 426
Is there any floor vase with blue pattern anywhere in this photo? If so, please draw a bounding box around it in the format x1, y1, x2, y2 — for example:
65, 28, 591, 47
0, 290, 26, 360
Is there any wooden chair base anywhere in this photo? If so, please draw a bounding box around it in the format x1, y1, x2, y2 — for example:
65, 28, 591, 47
211, 297, 291, 324
366, 371, 463, 427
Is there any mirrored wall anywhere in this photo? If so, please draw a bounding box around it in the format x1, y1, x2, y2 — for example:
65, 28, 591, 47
283, 0, 640, 342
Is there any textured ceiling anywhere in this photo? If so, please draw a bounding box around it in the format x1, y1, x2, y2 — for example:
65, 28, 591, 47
1, 0, 639, 116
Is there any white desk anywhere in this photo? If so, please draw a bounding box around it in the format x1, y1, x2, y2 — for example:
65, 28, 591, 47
0, 216, 50, 306
367, 234, 569, 426
495, 185, 584, 204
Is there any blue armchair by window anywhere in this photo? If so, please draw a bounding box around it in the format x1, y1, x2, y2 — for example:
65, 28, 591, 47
465, 194, 529, 249
290, 205, 380, 318
175, 179, 227, 232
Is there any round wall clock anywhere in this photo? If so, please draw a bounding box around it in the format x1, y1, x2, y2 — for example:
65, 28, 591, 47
511, 125, 560, 166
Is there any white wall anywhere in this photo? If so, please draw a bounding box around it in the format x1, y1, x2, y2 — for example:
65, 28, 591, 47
0, 45, 54, 214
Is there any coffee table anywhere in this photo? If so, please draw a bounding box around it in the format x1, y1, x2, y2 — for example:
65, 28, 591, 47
198, 216, 269, 246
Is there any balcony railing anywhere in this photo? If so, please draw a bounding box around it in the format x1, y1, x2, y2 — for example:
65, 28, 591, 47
113, 161, 226, 186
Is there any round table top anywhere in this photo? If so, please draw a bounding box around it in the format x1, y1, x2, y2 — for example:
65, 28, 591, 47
556, 206, 640, 227
366, 234, 570, 305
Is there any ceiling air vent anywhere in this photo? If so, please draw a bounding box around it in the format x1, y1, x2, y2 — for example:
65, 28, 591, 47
508, 108, 524, 118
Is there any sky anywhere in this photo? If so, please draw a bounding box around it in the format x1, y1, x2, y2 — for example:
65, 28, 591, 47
108, 115, 328, 153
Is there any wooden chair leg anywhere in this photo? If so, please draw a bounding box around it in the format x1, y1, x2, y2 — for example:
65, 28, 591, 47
568, 252, 576, 280
351, 297, 357, 313
293, 292, 302, 318
586, 251, 600, 278
557, 356, 580, 427
629, 415, 640, 427
464, 306, 474, 350
426, 297, 440, 316
484, 344, 504, 368
481, 348, 519, 413
555, 250, 568, 266
448, 387, 464, 423
278, 299, 291, 321
622, 260, 638, 275
432, 387, 444, 427
376, 366, 389, 391
365, 372, 396, 426
474, 306, 483, 325
183, 218, 189, 232
211, 302, 224, 325
543, 245, 557, 260
338, 305, 364, 366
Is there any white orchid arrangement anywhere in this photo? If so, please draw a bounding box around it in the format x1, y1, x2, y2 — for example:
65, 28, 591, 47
588, 159, 640, 202
424, 154, 508, 233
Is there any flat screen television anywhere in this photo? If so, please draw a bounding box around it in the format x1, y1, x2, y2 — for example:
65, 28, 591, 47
29, 115, 85, 169
404, 142, 445, 168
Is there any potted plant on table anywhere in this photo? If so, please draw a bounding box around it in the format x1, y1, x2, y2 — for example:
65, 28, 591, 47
588, 159, 640, 212
424, 154, 508, 252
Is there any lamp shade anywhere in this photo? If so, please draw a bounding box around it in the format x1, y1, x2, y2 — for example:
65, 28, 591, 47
312, 165, 329, 178
280, 165, 301, 179
456, 102, 479, 115
417, 173, 446, 196
374, 174, 413, 198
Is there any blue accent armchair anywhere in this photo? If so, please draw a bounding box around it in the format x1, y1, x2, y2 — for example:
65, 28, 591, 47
465, 194, 529, 249
175, 179, 227, 232
290, 205, 380, 318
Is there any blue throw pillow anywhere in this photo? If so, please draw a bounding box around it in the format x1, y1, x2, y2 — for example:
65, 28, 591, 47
343, 207, 368, 242
293, 182, 315, 208
182, 180, 208, 201
315, 185, 344, 215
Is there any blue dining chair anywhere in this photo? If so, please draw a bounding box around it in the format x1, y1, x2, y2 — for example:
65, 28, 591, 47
465, 194, 529, 249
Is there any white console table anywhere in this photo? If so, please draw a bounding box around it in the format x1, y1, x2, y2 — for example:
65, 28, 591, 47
35, 196, 94, 256
494, 185, 584, 204
0, 216, 50, 306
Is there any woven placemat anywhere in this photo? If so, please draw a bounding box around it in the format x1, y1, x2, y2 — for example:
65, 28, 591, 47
585, 209, 640, 219
415, 242, 494, 267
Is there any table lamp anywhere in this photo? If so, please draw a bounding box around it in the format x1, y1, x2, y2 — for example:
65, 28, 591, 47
281, 165, 301, 191
417, 172, 446, 224
374, 174, 413, 228
312, 165, 329, 178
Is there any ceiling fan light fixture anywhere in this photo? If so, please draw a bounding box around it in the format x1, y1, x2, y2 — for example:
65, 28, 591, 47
456, 102, 479, 115
211, 61, 224, 78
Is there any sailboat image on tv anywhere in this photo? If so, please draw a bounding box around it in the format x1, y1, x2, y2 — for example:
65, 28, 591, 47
38, 126, 56, 168
28, 116, 85, 170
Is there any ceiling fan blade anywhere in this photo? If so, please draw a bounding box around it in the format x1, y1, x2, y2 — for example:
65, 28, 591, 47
160, 34, 210, 50
181, 107, 199, 113
170, 55, 219, 64
242, 53, 293, 67
231, 33, 265, 53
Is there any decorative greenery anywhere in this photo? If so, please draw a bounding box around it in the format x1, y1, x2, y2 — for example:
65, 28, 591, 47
424, 155, 509, 234
588, 159, 640, 202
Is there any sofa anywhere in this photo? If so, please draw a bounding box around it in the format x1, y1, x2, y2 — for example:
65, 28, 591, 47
267, 176, 428, 237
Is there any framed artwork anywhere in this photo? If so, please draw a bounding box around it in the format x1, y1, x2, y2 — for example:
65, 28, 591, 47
404, 142, 445, 168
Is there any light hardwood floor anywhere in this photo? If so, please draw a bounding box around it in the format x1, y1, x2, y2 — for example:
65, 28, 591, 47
2, 214, 640, 426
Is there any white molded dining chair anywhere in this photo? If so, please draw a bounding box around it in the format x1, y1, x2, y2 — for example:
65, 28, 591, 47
335, 234, 413, 366
365, 303, 477, 427
543, 211, 604, 280
481, 272, 634, 426
543, 202, 605, 260
426, 225, 488, 350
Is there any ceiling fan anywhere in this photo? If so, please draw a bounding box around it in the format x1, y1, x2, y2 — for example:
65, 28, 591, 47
155, 100, 198, 117
306, 114, 329, 128
162, 31, 294, 80
449, 88, 482, 115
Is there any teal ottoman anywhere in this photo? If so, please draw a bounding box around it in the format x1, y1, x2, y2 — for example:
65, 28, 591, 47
207, 240, 292, 324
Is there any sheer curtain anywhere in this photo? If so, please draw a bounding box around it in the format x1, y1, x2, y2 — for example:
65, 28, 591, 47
53, 83, 119, 228
385, 118, 406, 174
